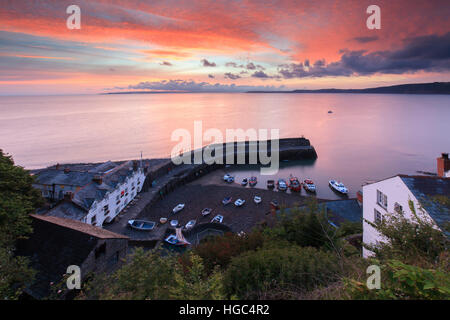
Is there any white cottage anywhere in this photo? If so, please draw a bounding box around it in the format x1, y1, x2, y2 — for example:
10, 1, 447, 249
362, 174, 450, 258
44, 160, 146, 227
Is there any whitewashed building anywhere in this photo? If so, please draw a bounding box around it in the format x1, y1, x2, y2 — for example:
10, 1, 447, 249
42, 160, 146, 227
362, 174, 450, 258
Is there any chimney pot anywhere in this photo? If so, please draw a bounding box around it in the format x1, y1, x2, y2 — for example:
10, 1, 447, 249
93, 175, 103, 184
442, 153, 449, 160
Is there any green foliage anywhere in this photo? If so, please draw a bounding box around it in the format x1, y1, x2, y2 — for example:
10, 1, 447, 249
170, 253, 225, 299
265, 199, 338, 250
364, 200, 448, 267
0, 150, 43, 299
193, 231, 266, 273
345, 259, 450, 300
223, 246, 340, 299
336, 221, 362, 238
81, 248, 224, 300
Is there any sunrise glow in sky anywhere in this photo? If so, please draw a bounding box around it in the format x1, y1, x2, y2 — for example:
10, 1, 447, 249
0, 0, 449, 95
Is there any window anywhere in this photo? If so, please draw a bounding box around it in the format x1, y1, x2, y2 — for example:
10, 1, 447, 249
374, 209, 383, 224
377, 190, 388, 209
394, 202, 403, 214
91, 215, 97, 225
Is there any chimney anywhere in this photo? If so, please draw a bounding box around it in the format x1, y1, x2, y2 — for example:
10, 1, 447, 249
93, 175, 103, 184
132, 160, 138, 172
64, 192, 74, 201
55, 163, 61, 170
437, 153, 450, 177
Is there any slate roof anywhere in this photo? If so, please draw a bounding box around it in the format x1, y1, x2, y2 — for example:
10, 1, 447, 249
46, 201, 88, 221
322, 199, 362, 226
16, 215, 127, 299
399, 175, 450, 237
278, 198, 362, 227
34, 169, 95, 187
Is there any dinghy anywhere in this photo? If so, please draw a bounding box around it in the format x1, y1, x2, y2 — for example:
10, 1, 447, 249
249, 176, 257, 187
201, 208, 212, 216
211, 215, 224, 223
277, 179, 288, 191
173, 203, 185, 214
267, 180, 275, 189
127, 220, 156, 231
254, 196, 262, 204
234, 199, 245, 207
241, 178, 248, 186
222, 196, 232, 205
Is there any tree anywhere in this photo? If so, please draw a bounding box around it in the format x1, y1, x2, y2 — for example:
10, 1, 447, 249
0, 150, 42, 299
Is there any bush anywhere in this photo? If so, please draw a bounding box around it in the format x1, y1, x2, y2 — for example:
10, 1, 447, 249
223, 246, 340, 299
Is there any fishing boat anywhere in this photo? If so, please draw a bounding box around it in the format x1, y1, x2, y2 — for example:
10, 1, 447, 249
303, 179, 316, 193
222, 196, 232, 205
267, 180, 275, 189
185, 220, 196, 229
211, 215, 224, 223
277, 179, 288, 191
254, 195, 262, 204
127, 220, 156, 231
249, 176, 257, 187
329, 180, 348, 195
172, 203, 185, 214
201, 208, 212, 216
289, 176, 302, 192
241, 178, 248, 186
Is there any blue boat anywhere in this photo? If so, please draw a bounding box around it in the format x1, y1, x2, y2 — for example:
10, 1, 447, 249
127, 220, 155, 231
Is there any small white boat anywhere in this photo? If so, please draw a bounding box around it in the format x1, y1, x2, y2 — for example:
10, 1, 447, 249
254, 196, 262, 204
160, 217, 168, 224
329, 180, 348, 194
185, 220, 196, 229
222, 197, 232, 205
223, 173, 231, 181
226, 176, 234, 183
234, 199, 245, 207
165, 234, 188, 246
201, 208, 212, 216
211, 215, 224, 223
173, 203, 185, 214
170, 220, 179, 227
127, 220, 155, 231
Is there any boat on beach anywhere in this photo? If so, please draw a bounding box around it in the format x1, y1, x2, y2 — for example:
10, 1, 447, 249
267, 180, 275, 189
303, 179, 316, 193
254, 195, 262, 204
211, 215, 224, 223
277, 179, 288, 191
329, 180, 348, 195
249, 176, 257, 187
222, 196, 232, 205
127, 220, 156, 231
289, 176, 302, 192
172, 203, 185, 214
241, 178, 248, 186
201, 208, 212, 216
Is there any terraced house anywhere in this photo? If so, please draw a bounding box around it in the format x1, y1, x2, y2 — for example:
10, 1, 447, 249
34, 160, 146, 227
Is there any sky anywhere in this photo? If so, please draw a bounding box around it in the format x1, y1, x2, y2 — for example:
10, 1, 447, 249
0, 0, 449, 95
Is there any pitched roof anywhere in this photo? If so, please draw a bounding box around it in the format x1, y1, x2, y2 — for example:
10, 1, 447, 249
16, 215, 128, 299
399, 175, 450, 237
322, 199, 362, 226
30, 214, 128, 239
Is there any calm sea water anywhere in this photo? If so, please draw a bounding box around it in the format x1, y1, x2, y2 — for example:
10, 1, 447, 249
0, 93, 449, 199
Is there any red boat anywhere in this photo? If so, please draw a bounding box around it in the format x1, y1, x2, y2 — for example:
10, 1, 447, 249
289, 176, 302, 192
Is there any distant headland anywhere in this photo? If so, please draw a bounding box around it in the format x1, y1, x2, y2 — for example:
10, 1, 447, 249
247, 82, 450, 94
